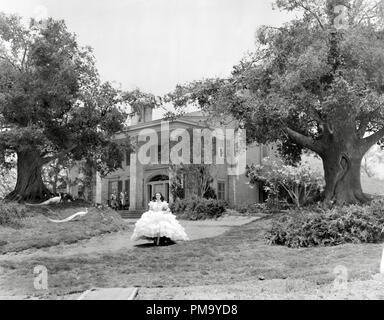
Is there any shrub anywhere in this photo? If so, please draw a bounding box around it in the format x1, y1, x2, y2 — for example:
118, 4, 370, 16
236, 205, 248, 214
246, 158, 324, 208
170, 179, 185, 200
265, 200, 384, 248
170, 197, 228, 220
169, 164, 216, 200
0, 202, 28, 228
0, 168, 16, 200
230, 203, 270, 215
247, 203, 268, 213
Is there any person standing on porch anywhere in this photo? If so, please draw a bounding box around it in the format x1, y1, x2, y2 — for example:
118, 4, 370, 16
110, 192, 118, 210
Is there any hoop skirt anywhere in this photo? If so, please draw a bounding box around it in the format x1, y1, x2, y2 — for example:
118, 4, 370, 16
130, 201, 189, 242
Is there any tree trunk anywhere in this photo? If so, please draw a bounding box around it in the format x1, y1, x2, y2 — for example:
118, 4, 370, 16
5, 150, 52, 202
322, 147, 369, 205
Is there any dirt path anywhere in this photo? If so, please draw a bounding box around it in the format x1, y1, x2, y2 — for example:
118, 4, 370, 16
0, 215, 259, 262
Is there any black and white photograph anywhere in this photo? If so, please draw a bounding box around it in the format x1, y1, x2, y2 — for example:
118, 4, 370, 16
1, 0, 384, 303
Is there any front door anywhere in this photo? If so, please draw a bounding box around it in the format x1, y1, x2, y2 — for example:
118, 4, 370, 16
148, 182, 169, 202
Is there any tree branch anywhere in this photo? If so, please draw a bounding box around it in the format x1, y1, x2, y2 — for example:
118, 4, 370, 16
21, 47, 28, 70
41, 145, 77, 165
0, 55, 21, 72
310, 111, 324, 125
362, 127, 384, 151
356, 104, 383, 136
294, 1, 325, 30
231, 51, 269, 86
284, 127, 324, 154
357, 117, 370, 138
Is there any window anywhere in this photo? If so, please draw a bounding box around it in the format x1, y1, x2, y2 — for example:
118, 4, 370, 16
178, 136, 182, 157
118, 180, 123, 196
217, 181, 225, 200
212, 137, 217, 163
262, 145, 269, 158
201, 136, 204, 163
125, 179, 130, 205
158, 144, 161, 163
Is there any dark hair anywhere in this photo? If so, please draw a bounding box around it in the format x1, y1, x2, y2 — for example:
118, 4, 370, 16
152, 192, 165, 201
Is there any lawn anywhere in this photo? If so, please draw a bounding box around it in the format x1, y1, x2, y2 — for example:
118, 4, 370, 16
0, 200, 127, 254
0, 214, 382, 299
361, 175, 384, 197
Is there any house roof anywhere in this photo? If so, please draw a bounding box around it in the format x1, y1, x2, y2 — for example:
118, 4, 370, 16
181, 111, 204, 117
113, 111, 211, 139
113, 109, 242, 141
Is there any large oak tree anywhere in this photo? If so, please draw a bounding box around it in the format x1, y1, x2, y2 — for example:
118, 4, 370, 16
0, 14, 128, 202
166, 0, 384, 205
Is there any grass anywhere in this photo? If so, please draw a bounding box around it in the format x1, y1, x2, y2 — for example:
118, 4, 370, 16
0, 200, 127, 254
0, 214, 382, 298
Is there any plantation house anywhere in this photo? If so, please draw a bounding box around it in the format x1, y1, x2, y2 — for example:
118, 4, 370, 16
67, 106, 275, 215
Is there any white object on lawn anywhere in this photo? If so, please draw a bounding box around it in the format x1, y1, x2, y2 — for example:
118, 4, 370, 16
48, 208, 88, 223
26, 196, 61, 206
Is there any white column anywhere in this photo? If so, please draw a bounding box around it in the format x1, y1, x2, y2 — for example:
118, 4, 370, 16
232, 175, 237, 205
129, 152, 137, 210
95, 172, 102, 204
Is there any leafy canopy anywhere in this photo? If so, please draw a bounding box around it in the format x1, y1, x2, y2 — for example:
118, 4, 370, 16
0, 13, 129, 175
166, 0, 384, 163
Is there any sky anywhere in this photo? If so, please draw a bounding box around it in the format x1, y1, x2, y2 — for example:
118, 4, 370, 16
0, 0, 295, 96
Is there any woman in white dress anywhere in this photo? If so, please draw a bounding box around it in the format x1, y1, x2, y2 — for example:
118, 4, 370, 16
130, 192, 189, 246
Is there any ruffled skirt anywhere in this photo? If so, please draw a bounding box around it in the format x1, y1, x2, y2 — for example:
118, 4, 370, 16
130, 210, 189, 241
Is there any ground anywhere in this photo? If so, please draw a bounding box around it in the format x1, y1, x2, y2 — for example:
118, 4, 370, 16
361, 174, 384, 197
0, 215, 255, 261
0, 201, 126, 254
0, 211, 383, 300
135, 276, 384, 300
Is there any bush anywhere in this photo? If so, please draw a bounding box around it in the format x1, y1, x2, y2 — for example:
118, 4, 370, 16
247, 203, 268, 213
0, 202, 28, 228
230, 203, 270, 215
170, 197, 228, 220
235, 205, 248, 214
265, 199, 384, 248
246, 158, 324, 208
0, 168, 16, 200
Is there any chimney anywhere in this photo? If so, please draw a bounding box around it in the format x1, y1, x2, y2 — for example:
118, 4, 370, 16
144, 105, 153, 122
